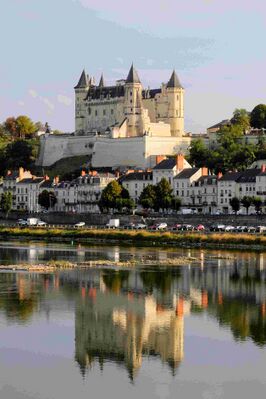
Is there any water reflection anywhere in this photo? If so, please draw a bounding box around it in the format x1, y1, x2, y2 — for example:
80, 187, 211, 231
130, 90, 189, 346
0, 247, 266, 383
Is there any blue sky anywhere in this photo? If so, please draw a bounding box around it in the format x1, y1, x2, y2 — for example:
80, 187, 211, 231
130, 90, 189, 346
0, 0, 265, 132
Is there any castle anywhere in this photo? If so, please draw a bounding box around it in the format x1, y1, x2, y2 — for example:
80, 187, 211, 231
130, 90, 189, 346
37, 65, 192, 168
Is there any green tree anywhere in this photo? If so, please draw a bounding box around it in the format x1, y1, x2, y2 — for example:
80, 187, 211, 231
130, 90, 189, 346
172, 196, 182, 212
241, 196, 253, 215
252, 197, 263, 214
154, 177, 174, 211
5, 140, 33, 170
139, 184, 157, 209
16, 115, 36, 139
230, 108, 250, 130
229, 197, 240, 214
0, 191, 13, 216
38, 190, 57, 210
188, 139, 208, 167
250, 104, 266, 129
99, 180, 122, 212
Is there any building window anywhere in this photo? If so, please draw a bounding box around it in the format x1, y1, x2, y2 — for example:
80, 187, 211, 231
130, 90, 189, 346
103, 109, 106, 116
111, 109, 114, 115
95, 110, 97, 116
88, 108, 91, 115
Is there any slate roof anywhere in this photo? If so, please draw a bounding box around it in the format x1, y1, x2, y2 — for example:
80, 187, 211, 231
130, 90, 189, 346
85, 84, 125, 100
167, 70, 182, 89
126, 64, 141, 84
236, 168, 262, 183
208, 119, 231, 130
153, 158, 177, 170
195, 175, 217, 185
40, 180, 54, 188
74, 69, 89, 89
120, 171, 152, 182
175, 168, 200, 179
219, 172, 242, 182
17, 178, 44, 185
98, 74, 105, 88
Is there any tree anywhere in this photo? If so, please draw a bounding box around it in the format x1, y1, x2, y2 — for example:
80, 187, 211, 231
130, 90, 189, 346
241, 196, 253, 215
38, 190, 57, 210
172, 197, 182, 212
154, 177, 174, 211
139, 184, 157, 209
4, 140, 33, 170
250, 104, 266, 129
16, 115, 36, 139
0, 191, 13, 216
229, 197, 240, 214
4, 117, 17, 138
188, 139, 208, 167
99, 180, 122, 212
252, 197, 263, 214
230, 108, 250, 130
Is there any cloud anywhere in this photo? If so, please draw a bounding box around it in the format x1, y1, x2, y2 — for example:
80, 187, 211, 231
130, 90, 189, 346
57, 94, 72, 106
18, 101, 25, 106
40, 97, 55, 113
28, 89, 38, 98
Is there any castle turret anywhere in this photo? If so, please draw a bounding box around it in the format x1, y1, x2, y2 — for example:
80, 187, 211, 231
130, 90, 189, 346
98, 74, 105, 88
75, 69, 90, 133
166, 70, 184, 137
124, 64, 144, 137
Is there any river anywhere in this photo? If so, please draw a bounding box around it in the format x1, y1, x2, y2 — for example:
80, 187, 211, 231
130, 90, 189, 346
0, 242, 265, 398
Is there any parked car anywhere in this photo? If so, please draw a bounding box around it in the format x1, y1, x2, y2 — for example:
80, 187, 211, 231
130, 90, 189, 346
256, 226, 266, 233
224, 225, 235, 232
37, 220, 47, 227
150, 222, 168, 230
17, 219, 27, 226
171, 224, 182, 231
247, 226, 256, 233
135, 223, 147, 230
196, 224, 205, 231
181, 224, 194, 231
123, 223, 135, 230
26, 218, 39, 226
210, 224, 225, 232
74, 222, 85, 228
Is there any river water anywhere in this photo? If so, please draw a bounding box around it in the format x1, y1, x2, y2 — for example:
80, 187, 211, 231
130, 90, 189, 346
0, 241, 265, 398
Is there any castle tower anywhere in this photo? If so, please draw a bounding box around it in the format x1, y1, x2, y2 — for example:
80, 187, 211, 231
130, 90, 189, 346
74, 69, 90, 133
166, 70, 184, 137
124, 64, 144, 137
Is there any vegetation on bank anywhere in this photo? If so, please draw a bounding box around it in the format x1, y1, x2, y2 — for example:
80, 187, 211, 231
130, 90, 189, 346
1, 226, 266, 248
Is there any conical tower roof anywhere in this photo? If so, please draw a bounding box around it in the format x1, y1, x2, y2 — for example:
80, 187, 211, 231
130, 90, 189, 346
74, 69, 89, 89
98, 74, 105, 88
167, 70, 182, 88
126, 64, 141, 84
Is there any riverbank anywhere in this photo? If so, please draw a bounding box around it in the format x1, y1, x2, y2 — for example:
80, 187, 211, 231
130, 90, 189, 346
0, 226, 266, 250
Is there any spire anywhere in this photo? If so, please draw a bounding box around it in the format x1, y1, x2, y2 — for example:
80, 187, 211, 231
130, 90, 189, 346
167, 70, 182, 89
74, 69, 89, 89
98, 74, 105, 88
126, 63, 141, 84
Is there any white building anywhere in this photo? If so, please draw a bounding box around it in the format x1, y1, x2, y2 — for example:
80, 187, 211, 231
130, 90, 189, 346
120, 171, 153, 203
190, 175, 218, 214
174, 168, 205, 206
152, 155, 191, 186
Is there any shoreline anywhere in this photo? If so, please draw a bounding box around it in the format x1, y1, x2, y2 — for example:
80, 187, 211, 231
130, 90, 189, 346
0, 227, 266, 251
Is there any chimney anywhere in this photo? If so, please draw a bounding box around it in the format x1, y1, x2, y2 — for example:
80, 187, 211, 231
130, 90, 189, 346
115, 171, 120, 178
53, 176, 59, 185
44, 175, 50, 181
7, 170, 11, 176
217, 172, 223, 180
19, 167, 24, 181
176, 154, 184, 171
156, 155, 166, 165
91, 170, 97, 176
81, 170, 86, 176
261, 164, 266, 173
201, 167, 208, 176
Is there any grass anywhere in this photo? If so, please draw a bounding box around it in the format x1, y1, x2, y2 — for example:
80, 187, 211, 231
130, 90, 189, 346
0, 226, 266, 249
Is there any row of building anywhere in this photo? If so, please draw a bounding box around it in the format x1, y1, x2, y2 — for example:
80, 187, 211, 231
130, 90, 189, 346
1, 155, 266, 214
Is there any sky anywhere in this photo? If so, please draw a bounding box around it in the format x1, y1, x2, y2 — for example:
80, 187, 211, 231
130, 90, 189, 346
0, 0, 265, 133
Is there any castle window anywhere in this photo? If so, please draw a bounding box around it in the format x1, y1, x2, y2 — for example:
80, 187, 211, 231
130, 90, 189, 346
95, 110, 97, 116
88, 108, 91, 115
103, 109, 106, 116
111, 109, 114, 115
130, 100, 132, 104
130, 91, 132, 96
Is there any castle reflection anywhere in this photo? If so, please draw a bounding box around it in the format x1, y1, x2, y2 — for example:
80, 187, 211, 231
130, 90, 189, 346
0, 248, 265, 380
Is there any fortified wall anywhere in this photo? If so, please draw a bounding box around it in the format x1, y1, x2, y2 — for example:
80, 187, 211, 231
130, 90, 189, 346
37, 133, 191, 169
